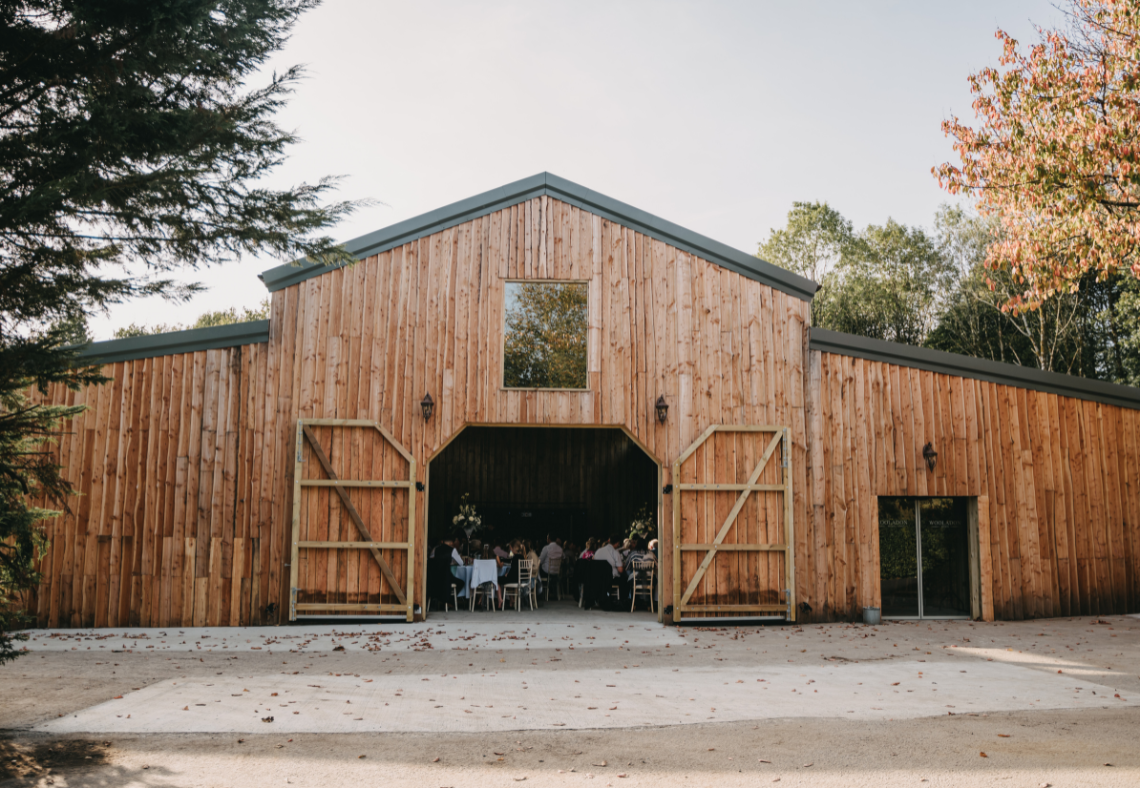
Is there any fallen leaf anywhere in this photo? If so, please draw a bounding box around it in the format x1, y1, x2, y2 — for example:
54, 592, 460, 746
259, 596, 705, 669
358, 755, 366, 759
758, 759, 772, 764
592, 761, 607, 767
802, 763, 813, 768
112, 695, 123, 700
261, 716, 274, 723
432, 757, 440, 763
997, 734, 1010, 738
980, 752, 988, 758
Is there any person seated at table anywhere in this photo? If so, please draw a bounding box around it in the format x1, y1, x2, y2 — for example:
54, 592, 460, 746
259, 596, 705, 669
427, 537, 460, 611
593, 535, 629, 601
579, 537, 597, 560
648, 538, 659, 561
430, 536, 463, 567
627, 537, 655, 565
502, 540, 524, 582
538, 533, 563, 579
624, 537, 654, 584
493, 542, 510, 560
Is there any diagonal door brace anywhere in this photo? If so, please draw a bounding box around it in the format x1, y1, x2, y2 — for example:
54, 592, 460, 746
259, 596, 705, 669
302, 425, 407, 605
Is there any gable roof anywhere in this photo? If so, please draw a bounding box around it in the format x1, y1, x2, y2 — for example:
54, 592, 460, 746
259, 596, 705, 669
258, 172, 819, 301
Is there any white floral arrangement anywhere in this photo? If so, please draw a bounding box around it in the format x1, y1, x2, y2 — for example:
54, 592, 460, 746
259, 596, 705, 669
628, 502, 654, 541
452, 492, 483, 538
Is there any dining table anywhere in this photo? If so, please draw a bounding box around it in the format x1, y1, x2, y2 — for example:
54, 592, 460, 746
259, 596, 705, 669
451, 560, 509, 598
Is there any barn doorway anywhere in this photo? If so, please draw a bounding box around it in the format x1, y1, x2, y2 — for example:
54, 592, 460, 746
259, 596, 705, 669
424, 426, 661, 616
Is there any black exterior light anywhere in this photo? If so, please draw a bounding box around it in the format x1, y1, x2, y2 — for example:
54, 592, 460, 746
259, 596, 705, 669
655, 395, 669, 424
922, 441, 938, 472
420, 393, 434, 422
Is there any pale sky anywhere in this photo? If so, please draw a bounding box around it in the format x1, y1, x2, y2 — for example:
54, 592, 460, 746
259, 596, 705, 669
90, 0, 1062, 339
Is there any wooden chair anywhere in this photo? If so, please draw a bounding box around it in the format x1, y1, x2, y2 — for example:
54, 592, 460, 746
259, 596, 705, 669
544, 556, 562, 601
630, 559, 655, 613
502, 559, 537, 611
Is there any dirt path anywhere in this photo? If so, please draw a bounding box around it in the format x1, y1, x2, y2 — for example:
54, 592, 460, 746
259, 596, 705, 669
1, 611, 1136, 786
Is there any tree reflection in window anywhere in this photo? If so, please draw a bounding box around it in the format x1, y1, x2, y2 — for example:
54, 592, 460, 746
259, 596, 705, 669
503, 281, 588, 389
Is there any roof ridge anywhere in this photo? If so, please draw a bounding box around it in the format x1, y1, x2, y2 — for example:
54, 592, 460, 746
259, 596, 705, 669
258, 172, 818, 300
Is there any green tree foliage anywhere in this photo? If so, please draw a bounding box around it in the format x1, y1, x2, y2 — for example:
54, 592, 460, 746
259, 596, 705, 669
503, 282, 588, 389
756, 201, 853, 283
0, 0, 360, 660
762, 202, 1140, 383
113, 298, 272, 338
761, 206, 952, 345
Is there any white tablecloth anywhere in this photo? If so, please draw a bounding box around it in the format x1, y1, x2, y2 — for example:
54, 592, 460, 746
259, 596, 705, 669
452, 560, 507, 597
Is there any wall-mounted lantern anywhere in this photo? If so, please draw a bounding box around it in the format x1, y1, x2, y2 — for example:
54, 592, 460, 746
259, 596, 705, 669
655, 395, 669, 424
420, 393, 434, 422
922, 442, 938, 472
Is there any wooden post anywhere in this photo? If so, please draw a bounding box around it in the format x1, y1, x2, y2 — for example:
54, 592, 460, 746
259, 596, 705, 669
407, 458, 417, 622
783, 427, 796, 622
289, 419, 303, 621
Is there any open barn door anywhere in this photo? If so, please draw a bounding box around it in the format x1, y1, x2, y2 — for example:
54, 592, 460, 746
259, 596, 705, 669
672, 426, 795, 622
289, 419, 416, 622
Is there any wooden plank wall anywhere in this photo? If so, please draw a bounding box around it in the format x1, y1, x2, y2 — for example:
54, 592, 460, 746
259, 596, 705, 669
26, 343, 282, 628
33, 193, 1135, 626
294, 424, 411, 610
676, 429, 788, 611
266, 195, 813, 620
425, 425, 659, 542
804, 351, 1140, 621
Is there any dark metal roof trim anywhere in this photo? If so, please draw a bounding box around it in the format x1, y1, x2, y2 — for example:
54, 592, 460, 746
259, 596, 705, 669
259, 172, 818, 300
810, 328, 1140, 411
77, 320, 270, 364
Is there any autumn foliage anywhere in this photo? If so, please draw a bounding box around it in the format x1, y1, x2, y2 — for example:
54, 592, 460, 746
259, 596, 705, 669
936, 0, 1140, 309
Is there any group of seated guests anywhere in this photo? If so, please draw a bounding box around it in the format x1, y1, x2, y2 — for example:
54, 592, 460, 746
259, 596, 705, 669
425, 531, 658, 611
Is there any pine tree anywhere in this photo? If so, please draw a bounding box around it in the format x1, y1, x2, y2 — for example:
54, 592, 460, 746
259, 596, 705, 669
0, 0, 362, 659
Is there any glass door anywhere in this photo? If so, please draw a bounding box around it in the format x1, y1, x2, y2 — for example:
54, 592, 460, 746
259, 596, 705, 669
878, 497, 970, 618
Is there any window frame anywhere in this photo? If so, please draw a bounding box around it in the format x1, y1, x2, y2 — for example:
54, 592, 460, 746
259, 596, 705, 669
500, 278, 591, 392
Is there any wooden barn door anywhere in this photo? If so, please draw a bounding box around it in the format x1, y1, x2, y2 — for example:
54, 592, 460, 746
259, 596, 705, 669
289, 419, 416, 622
672, 426, 795, 621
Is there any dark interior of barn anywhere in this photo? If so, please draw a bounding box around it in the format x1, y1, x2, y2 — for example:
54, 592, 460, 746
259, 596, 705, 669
427, 426, 658, 552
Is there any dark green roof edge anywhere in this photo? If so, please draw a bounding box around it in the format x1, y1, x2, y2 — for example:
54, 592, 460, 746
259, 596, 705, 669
77, 320, 270, 365
810, 328, 1140, 411
259, 172, 819, 301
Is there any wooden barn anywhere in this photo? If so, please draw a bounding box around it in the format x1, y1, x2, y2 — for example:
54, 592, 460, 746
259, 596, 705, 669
26, 173, 1140, 628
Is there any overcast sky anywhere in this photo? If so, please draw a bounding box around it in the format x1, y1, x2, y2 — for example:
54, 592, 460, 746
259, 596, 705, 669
91, 0, 1062, 339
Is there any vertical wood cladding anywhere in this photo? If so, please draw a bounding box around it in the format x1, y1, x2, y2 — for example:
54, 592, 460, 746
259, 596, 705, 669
805, 351, 1140, 621
27, 344, 278, 627
24, 192, 1140, 626
264, 195, 812, 620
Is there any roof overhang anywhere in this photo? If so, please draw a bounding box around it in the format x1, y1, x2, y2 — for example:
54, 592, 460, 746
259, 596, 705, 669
810, 328, 1140, 411
76, 320, 270, 365
259, 172, 819, 301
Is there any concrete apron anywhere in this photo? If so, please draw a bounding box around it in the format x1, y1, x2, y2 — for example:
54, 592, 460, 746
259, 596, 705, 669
25, 620, 1138, 735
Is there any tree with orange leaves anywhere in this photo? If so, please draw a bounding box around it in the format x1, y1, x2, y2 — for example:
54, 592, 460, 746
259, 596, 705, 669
936, 0, 1140, 310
